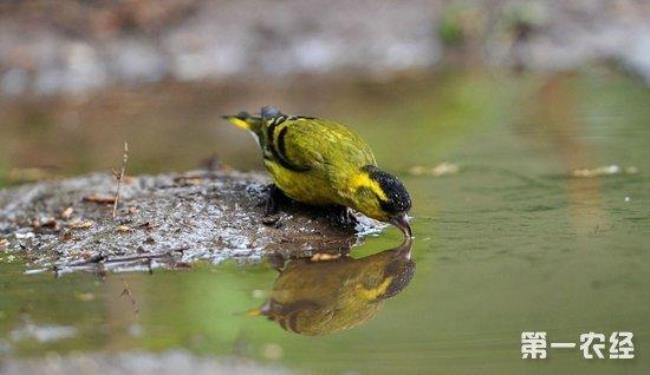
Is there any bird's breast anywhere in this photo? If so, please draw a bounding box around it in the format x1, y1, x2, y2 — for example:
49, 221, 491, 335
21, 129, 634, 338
264, 160, 341, 206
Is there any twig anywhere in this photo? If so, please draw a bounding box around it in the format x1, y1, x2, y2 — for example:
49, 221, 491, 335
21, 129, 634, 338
113, 141, 129, 220
83, 195, 116, 204
36, 246, 190, 276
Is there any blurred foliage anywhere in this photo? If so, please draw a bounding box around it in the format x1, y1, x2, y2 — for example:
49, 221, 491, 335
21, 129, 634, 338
438, 4, 468, 47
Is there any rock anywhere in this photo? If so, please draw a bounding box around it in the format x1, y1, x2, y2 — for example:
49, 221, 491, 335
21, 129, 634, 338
0, 170, 380, 274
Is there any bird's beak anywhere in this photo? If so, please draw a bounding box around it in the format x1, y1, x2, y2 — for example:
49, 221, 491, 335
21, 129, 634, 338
390, 213, 412, 238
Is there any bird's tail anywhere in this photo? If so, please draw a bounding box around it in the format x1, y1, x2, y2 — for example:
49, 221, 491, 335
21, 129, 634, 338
222, 111, 263, 134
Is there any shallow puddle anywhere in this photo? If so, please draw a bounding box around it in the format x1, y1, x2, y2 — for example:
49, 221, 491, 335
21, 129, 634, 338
1, 69, 649, 374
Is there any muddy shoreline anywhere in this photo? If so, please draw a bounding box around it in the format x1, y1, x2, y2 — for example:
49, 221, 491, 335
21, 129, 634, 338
0, 170, 379, 274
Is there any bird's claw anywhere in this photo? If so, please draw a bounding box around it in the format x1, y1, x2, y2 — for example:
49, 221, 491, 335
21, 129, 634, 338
327, 205, 358, 229
262, 184, 289, 227
262, 215, 282, 227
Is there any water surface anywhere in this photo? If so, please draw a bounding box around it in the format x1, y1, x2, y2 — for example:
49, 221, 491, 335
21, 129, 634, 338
1, 69, 649, 374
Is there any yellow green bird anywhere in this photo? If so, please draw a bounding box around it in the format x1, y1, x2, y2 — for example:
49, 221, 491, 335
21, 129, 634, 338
223, 106, 412, 236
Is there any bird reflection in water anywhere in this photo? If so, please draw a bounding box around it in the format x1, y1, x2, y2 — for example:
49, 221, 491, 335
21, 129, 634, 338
249, 238, 415, 335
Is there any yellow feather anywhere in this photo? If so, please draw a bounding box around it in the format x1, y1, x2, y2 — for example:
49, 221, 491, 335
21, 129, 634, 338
357, 277, 393, 301
350, 172, 388, 201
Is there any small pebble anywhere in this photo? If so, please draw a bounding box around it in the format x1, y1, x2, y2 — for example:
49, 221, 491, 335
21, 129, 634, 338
61, 207, 74, 220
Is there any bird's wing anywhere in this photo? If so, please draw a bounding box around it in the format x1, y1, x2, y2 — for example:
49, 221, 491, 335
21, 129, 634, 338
269, 118, 376, 172
262, 117, 321, 172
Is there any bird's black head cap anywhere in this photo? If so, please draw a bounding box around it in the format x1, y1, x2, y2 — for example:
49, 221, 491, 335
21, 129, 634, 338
381, 258, 416, 299
362, 165, 411, 214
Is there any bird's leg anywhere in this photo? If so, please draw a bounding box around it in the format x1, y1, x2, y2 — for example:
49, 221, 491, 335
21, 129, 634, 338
327, 205, 358, 229
264, 184, 281, 216
344, 209, 359, 227
262, 184, 288, 226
